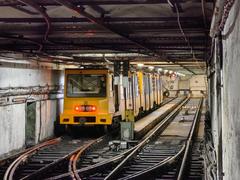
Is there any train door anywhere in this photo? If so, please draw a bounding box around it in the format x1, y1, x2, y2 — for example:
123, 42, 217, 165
155, 75, 159, 105
148, 74, 153, 109
155, 74, 160, 105
129, 73, 135, 112
119, 75, 126, 120
125, 74, 132, 110
113, 75, 120, 112
159, 75, 163, 103
143, 73, 149, 111
152, 74, 156, 106
133, 73, 140, 116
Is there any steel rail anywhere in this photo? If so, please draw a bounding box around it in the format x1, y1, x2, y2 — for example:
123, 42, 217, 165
68, 154, 77, 179
69, 137, 105, 180
118, 98, 203, 180
177, 97, 203, 180
39, 134, 110, 180
104, 97, 190, 180
20, 137, 105, 180
3, 136, 106, 180
45, 97, 187, 180
45, 145, 137, 180
119, 145, 186, 180
46, 97, 201, 180
3, 138, 61, 180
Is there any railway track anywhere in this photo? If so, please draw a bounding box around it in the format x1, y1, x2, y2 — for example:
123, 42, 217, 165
1, 136, 105, 180
46, 97, 204, 180
1, 96, 204, 180
103, 98, 203, 180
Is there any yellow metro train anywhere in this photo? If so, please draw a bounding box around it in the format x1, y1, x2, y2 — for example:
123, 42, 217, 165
56, 68, 163, 132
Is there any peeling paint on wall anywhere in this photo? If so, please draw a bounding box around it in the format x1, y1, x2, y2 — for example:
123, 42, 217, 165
210, 1, 240, 179
0, 104, 25, 157
0, 67, 63, 158
221, 1, 240, 178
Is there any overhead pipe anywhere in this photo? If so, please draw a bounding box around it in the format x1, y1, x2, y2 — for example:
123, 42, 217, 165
54, 0, 196, 74
18, 0, 51, 51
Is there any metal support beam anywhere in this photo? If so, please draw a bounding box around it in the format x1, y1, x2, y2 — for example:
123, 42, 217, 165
54, 0, 165, 58
88, 5, 108, 17
0, 0, 214, 6
53, 0, 197, 74
0, 17, 206, 23
11, 5, 39, 15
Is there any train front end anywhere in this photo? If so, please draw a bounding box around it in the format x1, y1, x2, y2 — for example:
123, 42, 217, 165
60, 69, 112, 126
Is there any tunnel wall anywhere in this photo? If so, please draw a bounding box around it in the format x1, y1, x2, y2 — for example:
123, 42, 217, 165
210, 1, 240, 179
162, 75, 207, 97
221, 1, 240, 179
0, 66, 63, 158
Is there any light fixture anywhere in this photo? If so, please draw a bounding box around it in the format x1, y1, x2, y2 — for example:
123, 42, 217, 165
176, 72, 186, 77
50, 55, 74, 60
148, 66, 154, 70
137, 63, 144, 67
158, 68, 163, 72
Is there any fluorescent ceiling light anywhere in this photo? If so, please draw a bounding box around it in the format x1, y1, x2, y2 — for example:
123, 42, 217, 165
137, 63, 144, 67
148, 66, 154, 70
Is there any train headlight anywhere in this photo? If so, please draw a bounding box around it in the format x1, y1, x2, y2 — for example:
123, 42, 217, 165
74, 105, 79, 112
74, 105, 96, 112
74, 105, 84, 112
86, 105, 97, 112
91, 105, 96, 111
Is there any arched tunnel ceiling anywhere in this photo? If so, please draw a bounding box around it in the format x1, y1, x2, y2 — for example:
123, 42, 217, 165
0, 0, 214, 74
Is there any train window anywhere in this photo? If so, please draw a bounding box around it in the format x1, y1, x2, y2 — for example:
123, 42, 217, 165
67, 74, 106, 97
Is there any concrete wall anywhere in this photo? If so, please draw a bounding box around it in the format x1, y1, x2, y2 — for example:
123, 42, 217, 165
35, 100, 58, 143
221, 1, 240, 179
210, 1, 240, 179
0, 104, 25, 156
189, 75, 207, 96
162, 75, 207, 97
0, 66, 63, 158
189, 75, 207, 91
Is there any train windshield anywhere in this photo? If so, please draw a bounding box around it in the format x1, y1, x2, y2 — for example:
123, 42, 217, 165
67, 74, 106, 97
